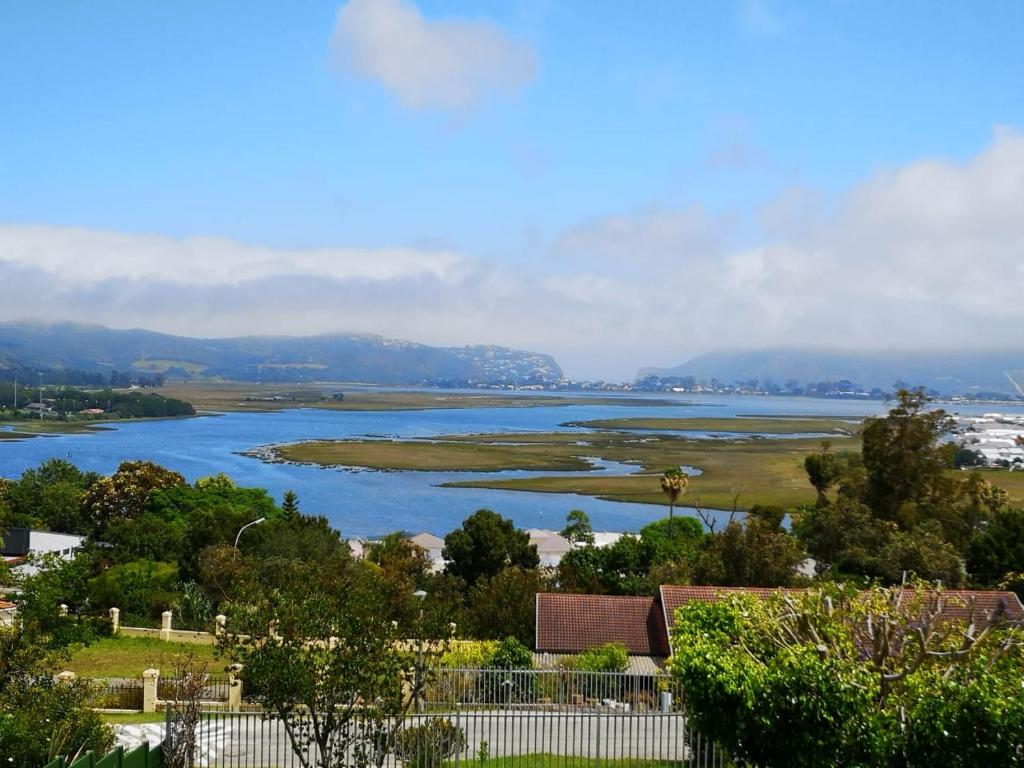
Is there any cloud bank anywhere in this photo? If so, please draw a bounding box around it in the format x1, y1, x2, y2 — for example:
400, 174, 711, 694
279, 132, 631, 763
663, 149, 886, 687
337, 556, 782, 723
1, 130, 1023, 379
331, 0, 537, 110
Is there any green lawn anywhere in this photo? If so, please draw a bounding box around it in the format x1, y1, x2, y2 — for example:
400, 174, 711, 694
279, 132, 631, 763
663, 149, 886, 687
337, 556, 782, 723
64, 636, 222, 678
101, 712, 167, 725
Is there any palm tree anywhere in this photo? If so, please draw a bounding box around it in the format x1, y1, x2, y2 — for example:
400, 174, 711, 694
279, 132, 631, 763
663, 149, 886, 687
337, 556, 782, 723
660, 468, 688, 536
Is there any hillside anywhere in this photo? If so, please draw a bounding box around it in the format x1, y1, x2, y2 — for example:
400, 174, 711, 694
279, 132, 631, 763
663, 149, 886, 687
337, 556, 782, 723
639, 348, 1024, 398
0, 321, 563, 386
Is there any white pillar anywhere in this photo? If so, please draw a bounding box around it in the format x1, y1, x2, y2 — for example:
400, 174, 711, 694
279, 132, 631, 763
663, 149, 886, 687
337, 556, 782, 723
109, 607, 120, 635
143, 669, 160, 713
160, 611, 173, 641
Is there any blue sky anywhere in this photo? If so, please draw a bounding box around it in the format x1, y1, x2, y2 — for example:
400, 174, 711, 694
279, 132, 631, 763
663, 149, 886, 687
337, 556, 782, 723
1, 1, 1023, 378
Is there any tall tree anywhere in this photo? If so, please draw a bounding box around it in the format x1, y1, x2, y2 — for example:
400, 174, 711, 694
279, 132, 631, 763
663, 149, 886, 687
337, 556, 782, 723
443, 509, 538, 586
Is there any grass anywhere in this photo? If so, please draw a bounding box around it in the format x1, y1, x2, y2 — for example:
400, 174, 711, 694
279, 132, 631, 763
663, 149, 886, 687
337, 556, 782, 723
274, 439, 595, 472
101, 712, 166, 725
132, 358, 209, 375
63, 636, 222, 678
160, 382, 677, 413
443, 433, 845, 510
564, 417, 859, 435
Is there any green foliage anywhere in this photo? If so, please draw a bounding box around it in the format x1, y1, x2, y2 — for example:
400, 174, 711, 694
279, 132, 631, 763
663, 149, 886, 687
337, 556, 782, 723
174, 580, 213, 631
87, 560, 179, 620
670, 585, 1024, 767
560, 509, 594, 545
969, 507, 1024, 586
0, 677, 113, 768
438, 640, 499, 669
693, 513, 807, 587
0, 459, 97, 533
462, 567, 550, 646
81, 460, 186, 537
443, 509, 539, 586
0, 559, 113, 768
393, 718, 466, 768
486, 637, 533, 670
281, 489, 299, 520
570, 642, 628, 673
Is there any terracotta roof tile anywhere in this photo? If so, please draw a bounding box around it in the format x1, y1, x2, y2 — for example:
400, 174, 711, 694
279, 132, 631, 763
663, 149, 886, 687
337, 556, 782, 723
0, 600, 15, 610
535, 593, 669, 656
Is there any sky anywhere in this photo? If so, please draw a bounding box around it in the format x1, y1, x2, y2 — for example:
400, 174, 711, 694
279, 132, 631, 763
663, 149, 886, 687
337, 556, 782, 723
1, 0, 1023, 380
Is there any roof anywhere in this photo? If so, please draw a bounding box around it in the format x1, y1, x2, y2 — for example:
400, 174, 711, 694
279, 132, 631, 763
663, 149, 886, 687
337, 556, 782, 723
535, 593, 670, 656
532, 652, 667, 676
0, 600, 15, 611
528, 530, 573, 555
409, 532, 445, 550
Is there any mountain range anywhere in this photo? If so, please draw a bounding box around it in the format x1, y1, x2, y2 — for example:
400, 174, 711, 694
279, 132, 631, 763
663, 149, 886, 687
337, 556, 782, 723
0, 321, 563, 386
640, 349, 1024, 398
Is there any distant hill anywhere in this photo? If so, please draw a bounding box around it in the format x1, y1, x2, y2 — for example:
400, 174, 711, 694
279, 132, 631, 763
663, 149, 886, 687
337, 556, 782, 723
639, 349, 1024, 398
0, 321, 563, 386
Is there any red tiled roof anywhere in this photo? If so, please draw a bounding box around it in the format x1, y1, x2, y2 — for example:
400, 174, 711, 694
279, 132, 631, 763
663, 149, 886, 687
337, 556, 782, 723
0, 600, 15, 610
535, 593, 670, 656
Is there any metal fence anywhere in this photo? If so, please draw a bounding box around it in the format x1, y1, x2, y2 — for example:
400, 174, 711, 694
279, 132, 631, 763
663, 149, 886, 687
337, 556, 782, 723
91, 678, 145, 710
164, 669, 727, 767
160, 675, 233, 703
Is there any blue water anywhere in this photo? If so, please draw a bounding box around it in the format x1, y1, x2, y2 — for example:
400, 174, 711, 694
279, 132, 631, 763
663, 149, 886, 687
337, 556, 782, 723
2, 392, 1021, 537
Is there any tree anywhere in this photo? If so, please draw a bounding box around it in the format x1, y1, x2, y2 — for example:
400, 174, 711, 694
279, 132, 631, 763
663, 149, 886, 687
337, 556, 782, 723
694, 509, 806, 587
804, 442, 843, 506
442, 509, 538, 586
560, 509, 594, 545
462, 567, 550, 646
860, 389, 955, 528
0, 459, 97, 533
81, 460, 186, 537
659, 468, 688, 536
281, 490, 299, 520
968, 507, 1024, 586
222, 554, 448, 768
1, 558, 113, 768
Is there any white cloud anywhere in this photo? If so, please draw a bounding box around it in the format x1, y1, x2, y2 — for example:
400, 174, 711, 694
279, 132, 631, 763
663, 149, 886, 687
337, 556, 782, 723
331, 0, 537, 110
1, 130, 1023, 380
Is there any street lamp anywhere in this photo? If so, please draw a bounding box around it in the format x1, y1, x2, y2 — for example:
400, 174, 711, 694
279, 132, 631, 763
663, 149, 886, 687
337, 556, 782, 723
234, 517, 266, 548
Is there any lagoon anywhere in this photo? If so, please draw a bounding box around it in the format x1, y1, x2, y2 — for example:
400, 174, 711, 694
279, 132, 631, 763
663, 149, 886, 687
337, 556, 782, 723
2, 392, 1020, 537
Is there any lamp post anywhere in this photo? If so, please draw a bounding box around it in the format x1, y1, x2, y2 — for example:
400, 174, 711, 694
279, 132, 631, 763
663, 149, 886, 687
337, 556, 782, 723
414, 589, 427, 713
234, 517, 266, 548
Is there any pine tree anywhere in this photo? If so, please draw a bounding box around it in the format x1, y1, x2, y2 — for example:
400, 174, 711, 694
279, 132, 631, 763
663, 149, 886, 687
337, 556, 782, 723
281, 490, 299, 520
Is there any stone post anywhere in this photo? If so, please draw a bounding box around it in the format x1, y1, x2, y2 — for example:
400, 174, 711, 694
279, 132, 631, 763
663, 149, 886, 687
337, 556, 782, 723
109, 607, 120, 635
214, 614, 227, 640
56, 671, 76, 684
160, 611, 173, 641
143, 669, 160, 714
268, 619, 280, 640
58, 603, 68, 617
227, 664, 243, 711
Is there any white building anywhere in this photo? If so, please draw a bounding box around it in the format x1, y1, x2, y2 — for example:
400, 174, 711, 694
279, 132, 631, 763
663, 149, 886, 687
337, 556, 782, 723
408, 532, 446, 572
1, 528, 86, 574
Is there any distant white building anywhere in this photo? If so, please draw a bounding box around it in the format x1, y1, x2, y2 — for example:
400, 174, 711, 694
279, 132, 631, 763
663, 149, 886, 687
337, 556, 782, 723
408, 532, 446, 572
1, 528, 86, 575
527, 529, 573, 567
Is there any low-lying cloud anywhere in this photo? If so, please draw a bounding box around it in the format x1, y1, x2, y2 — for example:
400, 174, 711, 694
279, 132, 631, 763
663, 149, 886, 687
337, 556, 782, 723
331, 0, 537, 110
1, 130, 1022, 379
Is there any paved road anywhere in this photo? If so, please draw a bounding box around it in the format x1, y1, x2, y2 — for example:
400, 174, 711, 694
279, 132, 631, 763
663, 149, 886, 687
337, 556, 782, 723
118, 711, 723, 767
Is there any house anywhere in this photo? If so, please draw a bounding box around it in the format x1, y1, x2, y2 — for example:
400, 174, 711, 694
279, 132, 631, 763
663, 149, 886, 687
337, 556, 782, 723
408, 532, 446, 572
536, 586, 1024, 666
527, 529, 573, 567
534, 593, 670, 673
0, 599, 16, 627
1, 528, 86, 574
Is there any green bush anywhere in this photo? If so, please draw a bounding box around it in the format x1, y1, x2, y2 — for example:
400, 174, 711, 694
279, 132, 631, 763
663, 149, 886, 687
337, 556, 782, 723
570, 642, 629, 673
0, 678, 113, 768
393, 719, 466, 768
486, 636, 533, 669
670, 585, 1024, 767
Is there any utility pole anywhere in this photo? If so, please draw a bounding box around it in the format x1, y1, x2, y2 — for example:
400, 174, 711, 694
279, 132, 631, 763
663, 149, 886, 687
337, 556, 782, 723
12, 375, 16, 411
38, 373, 44, 420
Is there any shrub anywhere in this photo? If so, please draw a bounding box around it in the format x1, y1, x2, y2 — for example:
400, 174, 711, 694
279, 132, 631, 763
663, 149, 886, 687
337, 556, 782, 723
393, 719, 466, 768
570, 642, 628, 673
